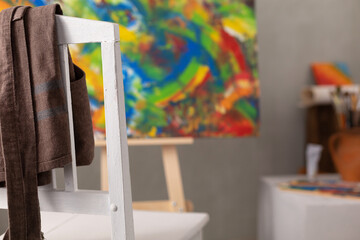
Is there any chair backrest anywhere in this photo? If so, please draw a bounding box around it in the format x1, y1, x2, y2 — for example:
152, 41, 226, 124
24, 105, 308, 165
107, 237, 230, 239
0, 15, 135, 240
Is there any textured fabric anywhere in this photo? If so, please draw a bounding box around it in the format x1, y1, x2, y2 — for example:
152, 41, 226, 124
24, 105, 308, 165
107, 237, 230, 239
0, 4, 94, 239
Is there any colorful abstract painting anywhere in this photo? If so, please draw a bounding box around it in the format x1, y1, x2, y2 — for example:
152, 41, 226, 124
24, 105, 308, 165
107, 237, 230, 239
1, 0, 259, 138
312, 62, 353, 86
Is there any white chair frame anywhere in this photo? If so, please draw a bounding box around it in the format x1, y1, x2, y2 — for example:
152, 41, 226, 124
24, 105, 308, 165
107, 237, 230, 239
0, 16, 135, 240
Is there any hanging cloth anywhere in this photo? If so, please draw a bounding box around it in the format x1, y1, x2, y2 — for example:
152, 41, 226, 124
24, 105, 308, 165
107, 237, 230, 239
0, 4, 94, 239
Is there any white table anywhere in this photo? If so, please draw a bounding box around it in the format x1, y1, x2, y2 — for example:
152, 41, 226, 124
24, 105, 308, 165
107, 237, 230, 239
258, 174, 360, 240
1, 210, 209, 240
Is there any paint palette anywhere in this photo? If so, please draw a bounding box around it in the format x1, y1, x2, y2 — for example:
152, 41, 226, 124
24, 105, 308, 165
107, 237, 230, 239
279, 180, 360, 200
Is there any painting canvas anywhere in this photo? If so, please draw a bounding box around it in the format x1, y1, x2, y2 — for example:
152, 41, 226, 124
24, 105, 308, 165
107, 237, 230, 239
0, 0, 259, 138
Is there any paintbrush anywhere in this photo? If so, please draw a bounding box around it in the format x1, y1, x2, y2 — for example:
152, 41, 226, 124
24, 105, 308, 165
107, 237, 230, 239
355, 92, 360, 127
350, 93, 358, 127
331, 89, 345, 129
343, 92, 351, 128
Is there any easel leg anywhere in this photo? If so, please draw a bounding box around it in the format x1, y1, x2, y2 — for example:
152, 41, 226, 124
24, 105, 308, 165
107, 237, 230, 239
100, 146, 109, 191
100, 144, 193, 212
162, 145, 187, 212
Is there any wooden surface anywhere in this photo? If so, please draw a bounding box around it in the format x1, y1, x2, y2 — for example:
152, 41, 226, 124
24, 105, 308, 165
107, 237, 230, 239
99, 143, 193, 212
100, 147, 108, 191
306, 105, 338, 173
98, 138, 194, 212
1, 211, 209, 240
132, 200, 194, 212
162, 145, 187, 212
132, 201, 175, 212
96, 137, 194, 147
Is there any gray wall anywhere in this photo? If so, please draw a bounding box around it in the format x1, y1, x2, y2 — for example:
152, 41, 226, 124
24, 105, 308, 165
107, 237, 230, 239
1, 0, 360, 239
128, 1, 360, 239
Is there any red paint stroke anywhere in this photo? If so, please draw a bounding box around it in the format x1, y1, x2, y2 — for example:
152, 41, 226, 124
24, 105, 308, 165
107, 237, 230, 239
166, 33, 187, 60
139, 41, 152, 53
216, 111, 254, 136
220, 29, 247, 72
149, 0, 156, 9
150, 48, 168, 65
93, 125, 106, 134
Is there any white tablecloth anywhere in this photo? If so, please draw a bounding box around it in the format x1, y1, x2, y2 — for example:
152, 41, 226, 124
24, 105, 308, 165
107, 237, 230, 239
257, 174, 360, 240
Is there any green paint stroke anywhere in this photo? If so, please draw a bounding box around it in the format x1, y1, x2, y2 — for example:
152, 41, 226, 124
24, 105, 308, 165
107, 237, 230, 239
148, 58, 201, 103
235, 99, 257, 123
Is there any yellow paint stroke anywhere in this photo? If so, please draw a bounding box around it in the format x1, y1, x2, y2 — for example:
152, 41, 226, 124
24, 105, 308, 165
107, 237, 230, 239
195, 8, 210, 22
188, 106, 195, 117
119, 25, 137, 42
93, 106, 105, 127
184, 117, 201, 134
222, 17, 256, 39
148, 126, 157, 137
209, 30, 221, 44
176, 65, 209, 99
71, 50, 104, 101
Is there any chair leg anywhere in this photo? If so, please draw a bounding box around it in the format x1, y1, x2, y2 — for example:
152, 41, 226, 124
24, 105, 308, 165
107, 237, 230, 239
101, 40, 134, 240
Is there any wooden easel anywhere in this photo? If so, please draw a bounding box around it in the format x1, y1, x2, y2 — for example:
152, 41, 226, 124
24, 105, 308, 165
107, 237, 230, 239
96, 137, 194, 212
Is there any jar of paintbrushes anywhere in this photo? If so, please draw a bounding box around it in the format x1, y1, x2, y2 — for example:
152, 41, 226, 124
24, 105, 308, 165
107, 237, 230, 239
330, 87, 360, 129
329, 87, 360, 181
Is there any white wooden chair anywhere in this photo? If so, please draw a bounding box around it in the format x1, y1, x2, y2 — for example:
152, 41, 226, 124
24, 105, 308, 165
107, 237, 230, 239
0, 15, 208, 240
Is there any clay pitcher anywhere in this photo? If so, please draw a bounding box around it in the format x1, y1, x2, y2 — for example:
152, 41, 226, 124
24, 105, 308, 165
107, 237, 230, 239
329, 129, 360, 182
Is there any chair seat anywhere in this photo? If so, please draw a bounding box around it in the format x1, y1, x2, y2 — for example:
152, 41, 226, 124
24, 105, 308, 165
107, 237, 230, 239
2, 210, 208, 240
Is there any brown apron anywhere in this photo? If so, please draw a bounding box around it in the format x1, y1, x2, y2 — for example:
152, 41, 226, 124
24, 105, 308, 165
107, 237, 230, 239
0, 4, 94, 239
